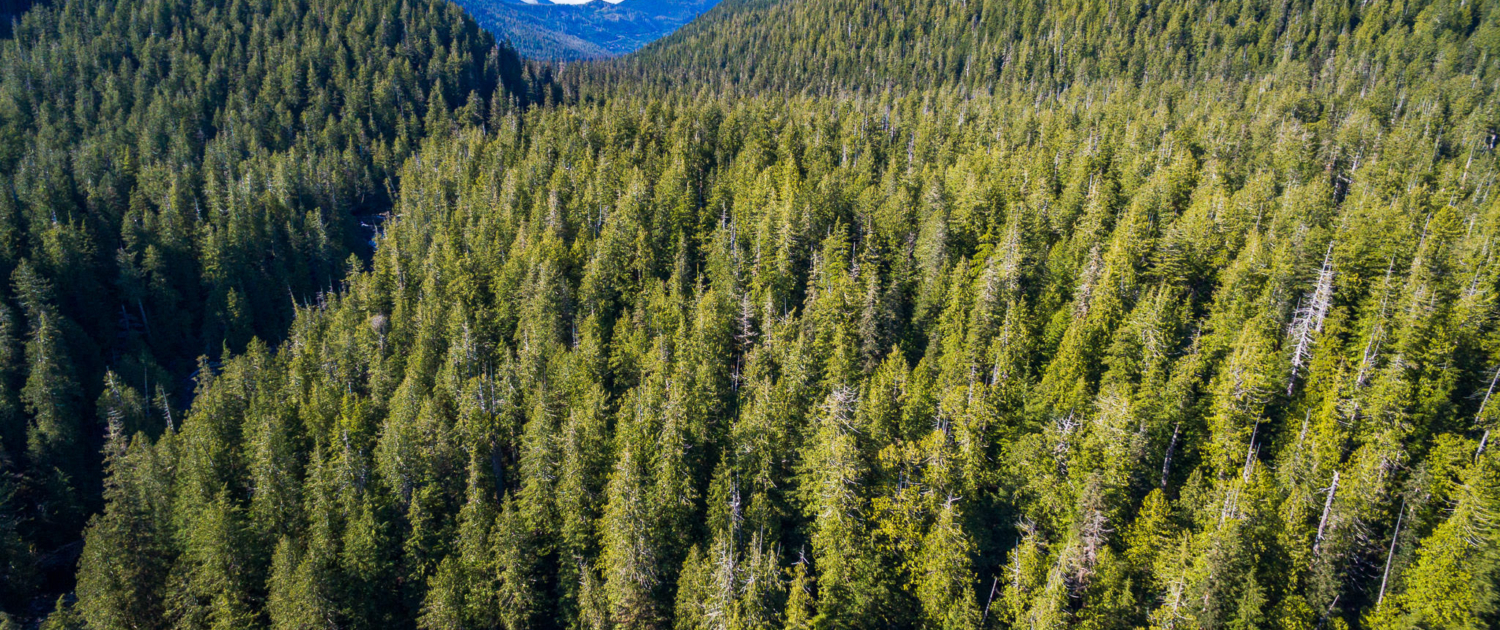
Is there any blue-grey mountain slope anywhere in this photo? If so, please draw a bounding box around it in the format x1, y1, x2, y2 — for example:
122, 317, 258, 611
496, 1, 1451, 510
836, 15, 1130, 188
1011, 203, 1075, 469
454, 0, 718, 60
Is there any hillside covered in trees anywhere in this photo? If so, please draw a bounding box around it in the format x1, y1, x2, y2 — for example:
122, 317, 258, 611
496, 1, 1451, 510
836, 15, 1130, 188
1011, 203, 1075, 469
0, 0, 552, 616
2, 0, 1499, 629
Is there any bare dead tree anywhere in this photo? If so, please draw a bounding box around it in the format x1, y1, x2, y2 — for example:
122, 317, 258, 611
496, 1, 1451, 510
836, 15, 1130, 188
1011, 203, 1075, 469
1314, 471, 1340, 556
981, 576, 1001, 627
1161, 420, 1180, 489
1073, 245, 1104, 319
1377, 498, 1407, 608
1356, 258, 1395, 388
1288, 243, 1336, 395
1474, 366, 1500, 459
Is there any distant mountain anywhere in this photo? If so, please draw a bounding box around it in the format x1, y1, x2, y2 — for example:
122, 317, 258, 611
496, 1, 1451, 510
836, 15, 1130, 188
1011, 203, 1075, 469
453, 0, 719, 60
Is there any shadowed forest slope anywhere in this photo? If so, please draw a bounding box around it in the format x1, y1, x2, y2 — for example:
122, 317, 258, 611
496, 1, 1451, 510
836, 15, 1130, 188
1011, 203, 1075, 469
0, 0, 554, 615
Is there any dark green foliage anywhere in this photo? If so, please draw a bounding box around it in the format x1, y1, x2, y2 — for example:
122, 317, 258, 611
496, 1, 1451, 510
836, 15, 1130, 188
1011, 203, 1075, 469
0, 0, 548, 615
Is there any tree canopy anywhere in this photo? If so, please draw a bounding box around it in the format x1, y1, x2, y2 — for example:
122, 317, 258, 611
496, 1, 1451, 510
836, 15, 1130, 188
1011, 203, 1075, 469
1, 0, 1498, 629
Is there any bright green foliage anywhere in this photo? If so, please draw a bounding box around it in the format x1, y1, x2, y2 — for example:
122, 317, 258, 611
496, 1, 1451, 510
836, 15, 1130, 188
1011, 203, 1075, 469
1368, 451, 1500, 629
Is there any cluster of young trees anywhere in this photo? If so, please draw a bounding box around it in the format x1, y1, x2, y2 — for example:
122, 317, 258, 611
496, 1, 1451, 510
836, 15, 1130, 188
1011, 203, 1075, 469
0, 0, 560, 614
0, 0, 1495, 627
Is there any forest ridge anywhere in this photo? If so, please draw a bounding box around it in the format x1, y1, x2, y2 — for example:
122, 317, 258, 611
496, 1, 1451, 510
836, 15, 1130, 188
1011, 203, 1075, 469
0, 0, 1497, 629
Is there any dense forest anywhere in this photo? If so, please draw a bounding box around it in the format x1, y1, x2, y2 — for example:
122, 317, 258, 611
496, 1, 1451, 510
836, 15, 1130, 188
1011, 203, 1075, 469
0, 0, 1498, 628
0, 0, 553, 616
568, 0, 1500, 96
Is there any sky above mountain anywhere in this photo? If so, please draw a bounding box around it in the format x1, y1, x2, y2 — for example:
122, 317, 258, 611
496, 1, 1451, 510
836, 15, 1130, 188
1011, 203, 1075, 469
453, 0, 720, 60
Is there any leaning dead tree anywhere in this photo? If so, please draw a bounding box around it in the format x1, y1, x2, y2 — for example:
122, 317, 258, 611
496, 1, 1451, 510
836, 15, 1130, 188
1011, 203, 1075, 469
1377, 498, 1407, 607
1288, 243, 1336, 395
1314, 470, 1340, 556
1473, 365, 1500, 458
